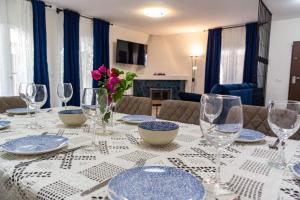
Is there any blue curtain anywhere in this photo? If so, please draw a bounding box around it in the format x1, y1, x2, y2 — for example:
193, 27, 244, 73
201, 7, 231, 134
243, 22, 258, 84
64, 10, 80, 106
32, 0, 50, 108
204, 28, 222, 93
93, 18, 110, 88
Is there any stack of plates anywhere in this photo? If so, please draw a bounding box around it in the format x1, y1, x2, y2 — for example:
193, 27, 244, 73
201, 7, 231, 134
121, 115, 155, 124
1, 135, 68, 155
108, 166, 205, 200
0, 121, 10, 130
292, 163, 300, 178
6, 108, 35, 115
236, 129, 266, 143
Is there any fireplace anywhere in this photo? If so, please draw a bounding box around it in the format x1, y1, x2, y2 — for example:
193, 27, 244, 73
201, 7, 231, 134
133, 79, 186, 99
150, 88, 172, 101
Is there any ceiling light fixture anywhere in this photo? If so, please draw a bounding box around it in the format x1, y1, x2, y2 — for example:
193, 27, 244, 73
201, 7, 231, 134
143, 7, 168, 18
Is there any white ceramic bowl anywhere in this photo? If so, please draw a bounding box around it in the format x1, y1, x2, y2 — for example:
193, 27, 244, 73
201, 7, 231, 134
138, 121, 179, 145
58, 109, 87, 126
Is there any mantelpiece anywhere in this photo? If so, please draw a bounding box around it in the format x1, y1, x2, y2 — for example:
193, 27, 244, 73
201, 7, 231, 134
134, 75, 189, 81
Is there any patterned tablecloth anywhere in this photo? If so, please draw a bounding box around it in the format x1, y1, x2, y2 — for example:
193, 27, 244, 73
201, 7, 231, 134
0, 109, 300, 200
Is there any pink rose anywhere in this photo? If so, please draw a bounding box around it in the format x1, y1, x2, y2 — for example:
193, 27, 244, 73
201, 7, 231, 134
98, 64, 107, 74
91, 70, 101, 80
108, 77, 120, 85
106, 82, 115, 93
107, 68, 118, 77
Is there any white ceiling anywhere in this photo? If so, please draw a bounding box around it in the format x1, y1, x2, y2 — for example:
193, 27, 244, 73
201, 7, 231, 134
264, 0, 300, 20
45, 0, 300, 35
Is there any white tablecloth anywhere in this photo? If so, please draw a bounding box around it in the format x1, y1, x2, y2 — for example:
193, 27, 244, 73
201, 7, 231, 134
0, 109, 299, 200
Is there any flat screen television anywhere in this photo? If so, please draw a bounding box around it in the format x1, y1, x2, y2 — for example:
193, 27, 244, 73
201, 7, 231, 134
116, 39, 147, 66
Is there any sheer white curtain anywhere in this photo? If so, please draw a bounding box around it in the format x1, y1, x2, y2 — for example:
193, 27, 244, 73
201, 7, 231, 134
46, 8, 64, 107
79, 17, 93, 94
0, 0, 12, 96
220, 27, 246, 84
0, 0, 34, 96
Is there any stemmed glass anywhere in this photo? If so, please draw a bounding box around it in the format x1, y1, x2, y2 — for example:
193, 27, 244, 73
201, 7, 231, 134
27, 84, 48, 129
81, 88, 109, 151
19, 82, 32, 116
57, 83, 73, 109
200, 94, 243, 196
202, 94, 223, 124
268, 100, 300, 169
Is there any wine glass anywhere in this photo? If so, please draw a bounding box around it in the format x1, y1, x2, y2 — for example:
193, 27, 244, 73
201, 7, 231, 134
26, 83, 37, 128
27, 84, 48, 129
268, 100, 300, 169
19, 82, 32, 116
57, 83, 73, 109
81, 88, 109, 151
200, 94, 243, 196
199, 94, 223, 144
202, 94, 223, 124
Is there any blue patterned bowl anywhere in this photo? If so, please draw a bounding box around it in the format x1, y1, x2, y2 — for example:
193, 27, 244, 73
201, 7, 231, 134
58, 109, 87, 126
138, 121, 179, 145
108, 166, 205, 200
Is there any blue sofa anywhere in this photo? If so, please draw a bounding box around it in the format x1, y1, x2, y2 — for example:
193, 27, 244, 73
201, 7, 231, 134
210, 83, 257, 105
178, 92, 201, 102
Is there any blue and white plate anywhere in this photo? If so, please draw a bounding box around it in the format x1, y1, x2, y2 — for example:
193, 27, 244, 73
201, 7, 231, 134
121, 115, 156, 124
292, 163, 300, 178
108, 166, 205, 200
0, 120, 10, 130
236, 129, 265, 142
1, 135, 68, 155
6, 108, 35, 115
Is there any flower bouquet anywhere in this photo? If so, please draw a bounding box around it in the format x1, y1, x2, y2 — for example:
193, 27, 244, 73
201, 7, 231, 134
91, 65, 137, 123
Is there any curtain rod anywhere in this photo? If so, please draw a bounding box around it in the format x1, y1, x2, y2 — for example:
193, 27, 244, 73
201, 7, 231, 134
25, 0, 113, 25
203, 23, 246, 32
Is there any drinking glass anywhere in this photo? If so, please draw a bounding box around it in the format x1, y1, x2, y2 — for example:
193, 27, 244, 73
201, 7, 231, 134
26, 83, 36, 128
200, 94, 243, 196
268, 100, 300, 169
57, 83, 73, 109
19, 82, 32, 116
27, 84, 48, 129
82, 88, 109, 151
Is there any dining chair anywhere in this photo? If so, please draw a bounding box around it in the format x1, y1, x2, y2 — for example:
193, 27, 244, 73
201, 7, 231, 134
242, 105, 300, 140
0, 96, 26, 113
158, 100, 200, 125
114, 96, 152, 116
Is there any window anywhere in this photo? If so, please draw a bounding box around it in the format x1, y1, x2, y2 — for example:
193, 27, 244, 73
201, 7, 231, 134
220, 27, 246, 84
79, 17, 93, 94
0, 0, 34, 96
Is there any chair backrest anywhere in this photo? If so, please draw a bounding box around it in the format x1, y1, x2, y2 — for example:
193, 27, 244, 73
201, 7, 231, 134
242, 105, 300, 140
158, 100, 200, 125
158, 101, 300, 140
114, 96, 152, 116
0, 96, 26, 113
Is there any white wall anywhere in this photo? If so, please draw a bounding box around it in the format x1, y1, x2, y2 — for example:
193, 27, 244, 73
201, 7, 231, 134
109, 25, 149, 72
146, 33, 208, 93
110, 26, 208, 93
266, 18, 300, 103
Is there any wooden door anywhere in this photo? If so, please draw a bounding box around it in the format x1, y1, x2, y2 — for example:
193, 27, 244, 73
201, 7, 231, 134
288, 41, 300, 101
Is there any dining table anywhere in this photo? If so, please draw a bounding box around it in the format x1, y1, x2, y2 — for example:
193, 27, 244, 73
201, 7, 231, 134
0, 108, 299, 200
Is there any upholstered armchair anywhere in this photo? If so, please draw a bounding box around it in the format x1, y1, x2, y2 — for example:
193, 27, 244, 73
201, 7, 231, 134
0, 96, 26, 113
114, 96, 152, 116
